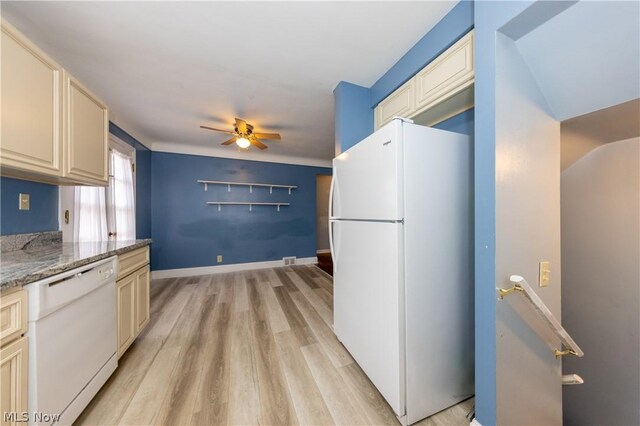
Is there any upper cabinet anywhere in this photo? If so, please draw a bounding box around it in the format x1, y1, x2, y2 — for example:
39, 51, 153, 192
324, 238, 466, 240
0, 19, 108, 186
374, 79, 415, 130
375, 30, 474, 130
1, 21, 63, 177
63, 73, 109, 185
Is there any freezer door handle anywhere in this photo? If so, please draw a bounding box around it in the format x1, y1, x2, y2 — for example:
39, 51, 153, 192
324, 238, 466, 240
329, 172, 336, 219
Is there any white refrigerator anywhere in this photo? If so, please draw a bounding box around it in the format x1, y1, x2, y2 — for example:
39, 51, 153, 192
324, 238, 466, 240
329, 118, 474, 425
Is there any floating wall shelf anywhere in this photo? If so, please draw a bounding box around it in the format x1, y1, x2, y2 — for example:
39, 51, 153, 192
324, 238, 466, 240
197, 180, 298, 194
206, 201, 291, 212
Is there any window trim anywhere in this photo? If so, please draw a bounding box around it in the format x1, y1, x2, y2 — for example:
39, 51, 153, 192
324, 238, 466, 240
59, 135, 137, 242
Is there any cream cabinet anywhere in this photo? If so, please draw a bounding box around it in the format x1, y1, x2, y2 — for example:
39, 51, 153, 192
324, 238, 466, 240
0, 289, 28, 425
0, 20, 63, 178
116, 247, 150, 358
414, 31, 474, 112
135, 266, 150, 333
0, 337, 28, 426
62, 73, 109, 185
0, 19, 108, 186
374, 30, 474, 130
374, 78, 415, 130
116, 274, 136, 357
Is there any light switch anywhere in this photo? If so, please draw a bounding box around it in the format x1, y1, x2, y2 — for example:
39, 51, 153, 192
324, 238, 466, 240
18, 193, 30, 211
539, 261, 550, 287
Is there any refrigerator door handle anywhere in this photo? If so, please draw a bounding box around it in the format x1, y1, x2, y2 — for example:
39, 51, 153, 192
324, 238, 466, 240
329, 171, 336, 219
329, 219, 336, 268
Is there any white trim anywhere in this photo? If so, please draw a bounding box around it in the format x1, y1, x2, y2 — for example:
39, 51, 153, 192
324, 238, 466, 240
152, 141, 332, 168
316, 249, 331, 254
109, 114, 153, 150
151, 256, 318, 280
470, 418, 482, 426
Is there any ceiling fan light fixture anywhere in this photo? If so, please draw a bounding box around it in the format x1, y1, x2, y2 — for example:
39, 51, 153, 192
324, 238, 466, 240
236, 137, 250, 149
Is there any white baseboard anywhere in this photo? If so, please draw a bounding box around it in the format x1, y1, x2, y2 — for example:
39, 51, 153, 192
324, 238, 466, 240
316, 249, 331, 254
470, 418, 482, 426
151, 256, 318, 280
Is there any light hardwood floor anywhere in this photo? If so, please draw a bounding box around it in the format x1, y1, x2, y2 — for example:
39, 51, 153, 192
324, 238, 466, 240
76, 265, 473, 425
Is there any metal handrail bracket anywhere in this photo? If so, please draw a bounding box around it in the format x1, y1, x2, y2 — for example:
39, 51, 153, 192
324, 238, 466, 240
498, 275, 584, 358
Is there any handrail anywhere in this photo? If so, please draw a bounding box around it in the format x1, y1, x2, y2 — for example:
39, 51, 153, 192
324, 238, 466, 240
498, 275, 584, 358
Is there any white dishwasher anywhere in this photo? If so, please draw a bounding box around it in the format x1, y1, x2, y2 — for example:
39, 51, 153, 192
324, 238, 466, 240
25, 256, 118, 426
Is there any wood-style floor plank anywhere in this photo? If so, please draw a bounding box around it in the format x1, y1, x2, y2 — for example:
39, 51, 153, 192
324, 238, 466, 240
273, 330, 334, 425
301, 343, 369, 425
76, 265, 473, 426
247, 281, 298, 425
290, 291, 353, 368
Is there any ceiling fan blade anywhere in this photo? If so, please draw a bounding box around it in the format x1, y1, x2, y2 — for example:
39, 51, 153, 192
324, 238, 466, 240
250, 137, 268, 150
234, 118, 248, 133
200, 125, 234, 134
221, 136, 238, 146
253, 132, 281, 140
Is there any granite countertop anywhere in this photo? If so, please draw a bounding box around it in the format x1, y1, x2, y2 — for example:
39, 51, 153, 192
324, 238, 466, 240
1, 239, 152, 291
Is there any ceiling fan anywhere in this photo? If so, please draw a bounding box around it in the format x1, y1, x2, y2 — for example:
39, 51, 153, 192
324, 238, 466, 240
200, 118, 281, 150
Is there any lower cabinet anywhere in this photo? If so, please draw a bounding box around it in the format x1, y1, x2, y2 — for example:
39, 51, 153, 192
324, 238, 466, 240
116, 261, 150, 358
0, 337, 28, 426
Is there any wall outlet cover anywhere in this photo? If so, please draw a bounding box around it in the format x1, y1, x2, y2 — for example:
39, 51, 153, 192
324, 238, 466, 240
283, 256, 296, 266
216, 255, 223, 263
18, 193, 30, 211
539, 261, 550, 287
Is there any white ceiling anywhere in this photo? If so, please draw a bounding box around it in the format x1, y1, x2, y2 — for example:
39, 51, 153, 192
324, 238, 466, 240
1, 1, 458, 167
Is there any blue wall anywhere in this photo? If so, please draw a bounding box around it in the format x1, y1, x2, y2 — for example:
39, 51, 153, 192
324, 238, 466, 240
151, 151, 331, 271
334, 81, 374, 153
334, 0, 474, 154
109, 122, 152, 239
474, 2, 536, 424
0, 177, 58, 235
370, 0, 475, 106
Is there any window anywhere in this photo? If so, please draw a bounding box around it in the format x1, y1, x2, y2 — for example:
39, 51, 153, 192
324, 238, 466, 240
60, 136, 136, 242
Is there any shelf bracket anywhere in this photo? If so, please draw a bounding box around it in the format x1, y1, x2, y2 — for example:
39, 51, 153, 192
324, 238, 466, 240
277, 204, 281, 212
270, 186, 273, 194
217, 204, 221, 212
204, 183, 208, 191
249, 204, 253, 212
250, 185, 253, 193
288, 187, 292, 195
228, 184, 231, 192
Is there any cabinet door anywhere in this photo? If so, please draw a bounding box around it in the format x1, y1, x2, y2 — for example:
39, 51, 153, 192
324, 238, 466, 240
135, 265, 150, 333
374, 78, 415, 130
63, 72, 108, 186
414, 31, 474, 112
117, 275, 136, 358
0, 21, 62, 177
0, 337, 28, 426
0, 290, 27, 348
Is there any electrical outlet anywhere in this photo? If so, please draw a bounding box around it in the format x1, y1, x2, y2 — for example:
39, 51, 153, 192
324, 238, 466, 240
18, 193, 30, 210
283, 256, 296, 266
539, 261, 550, 287
217, 255, 223, 263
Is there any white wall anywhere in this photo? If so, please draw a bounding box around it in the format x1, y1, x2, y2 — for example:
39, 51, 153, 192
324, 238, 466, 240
495, 32, 563, 425
316, 174, 331, 251
561, 137, 640, 425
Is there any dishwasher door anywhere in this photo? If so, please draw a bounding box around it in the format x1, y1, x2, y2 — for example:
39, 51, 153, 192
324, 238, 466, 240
26, 256, 118, 425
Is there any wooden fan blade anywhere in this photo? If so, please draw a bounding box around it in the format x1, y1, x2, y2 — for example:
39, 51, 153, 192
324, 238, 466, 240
234, 118, 248, 133
253, 132, 281, 140
200, 125, 234, 134
250, 137, 268, 150
221, 136, 238, 146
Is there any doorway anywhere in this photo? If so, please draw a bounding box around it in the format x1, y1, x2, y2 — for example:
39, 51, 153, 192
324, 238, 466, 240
316, 174, 332, 275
